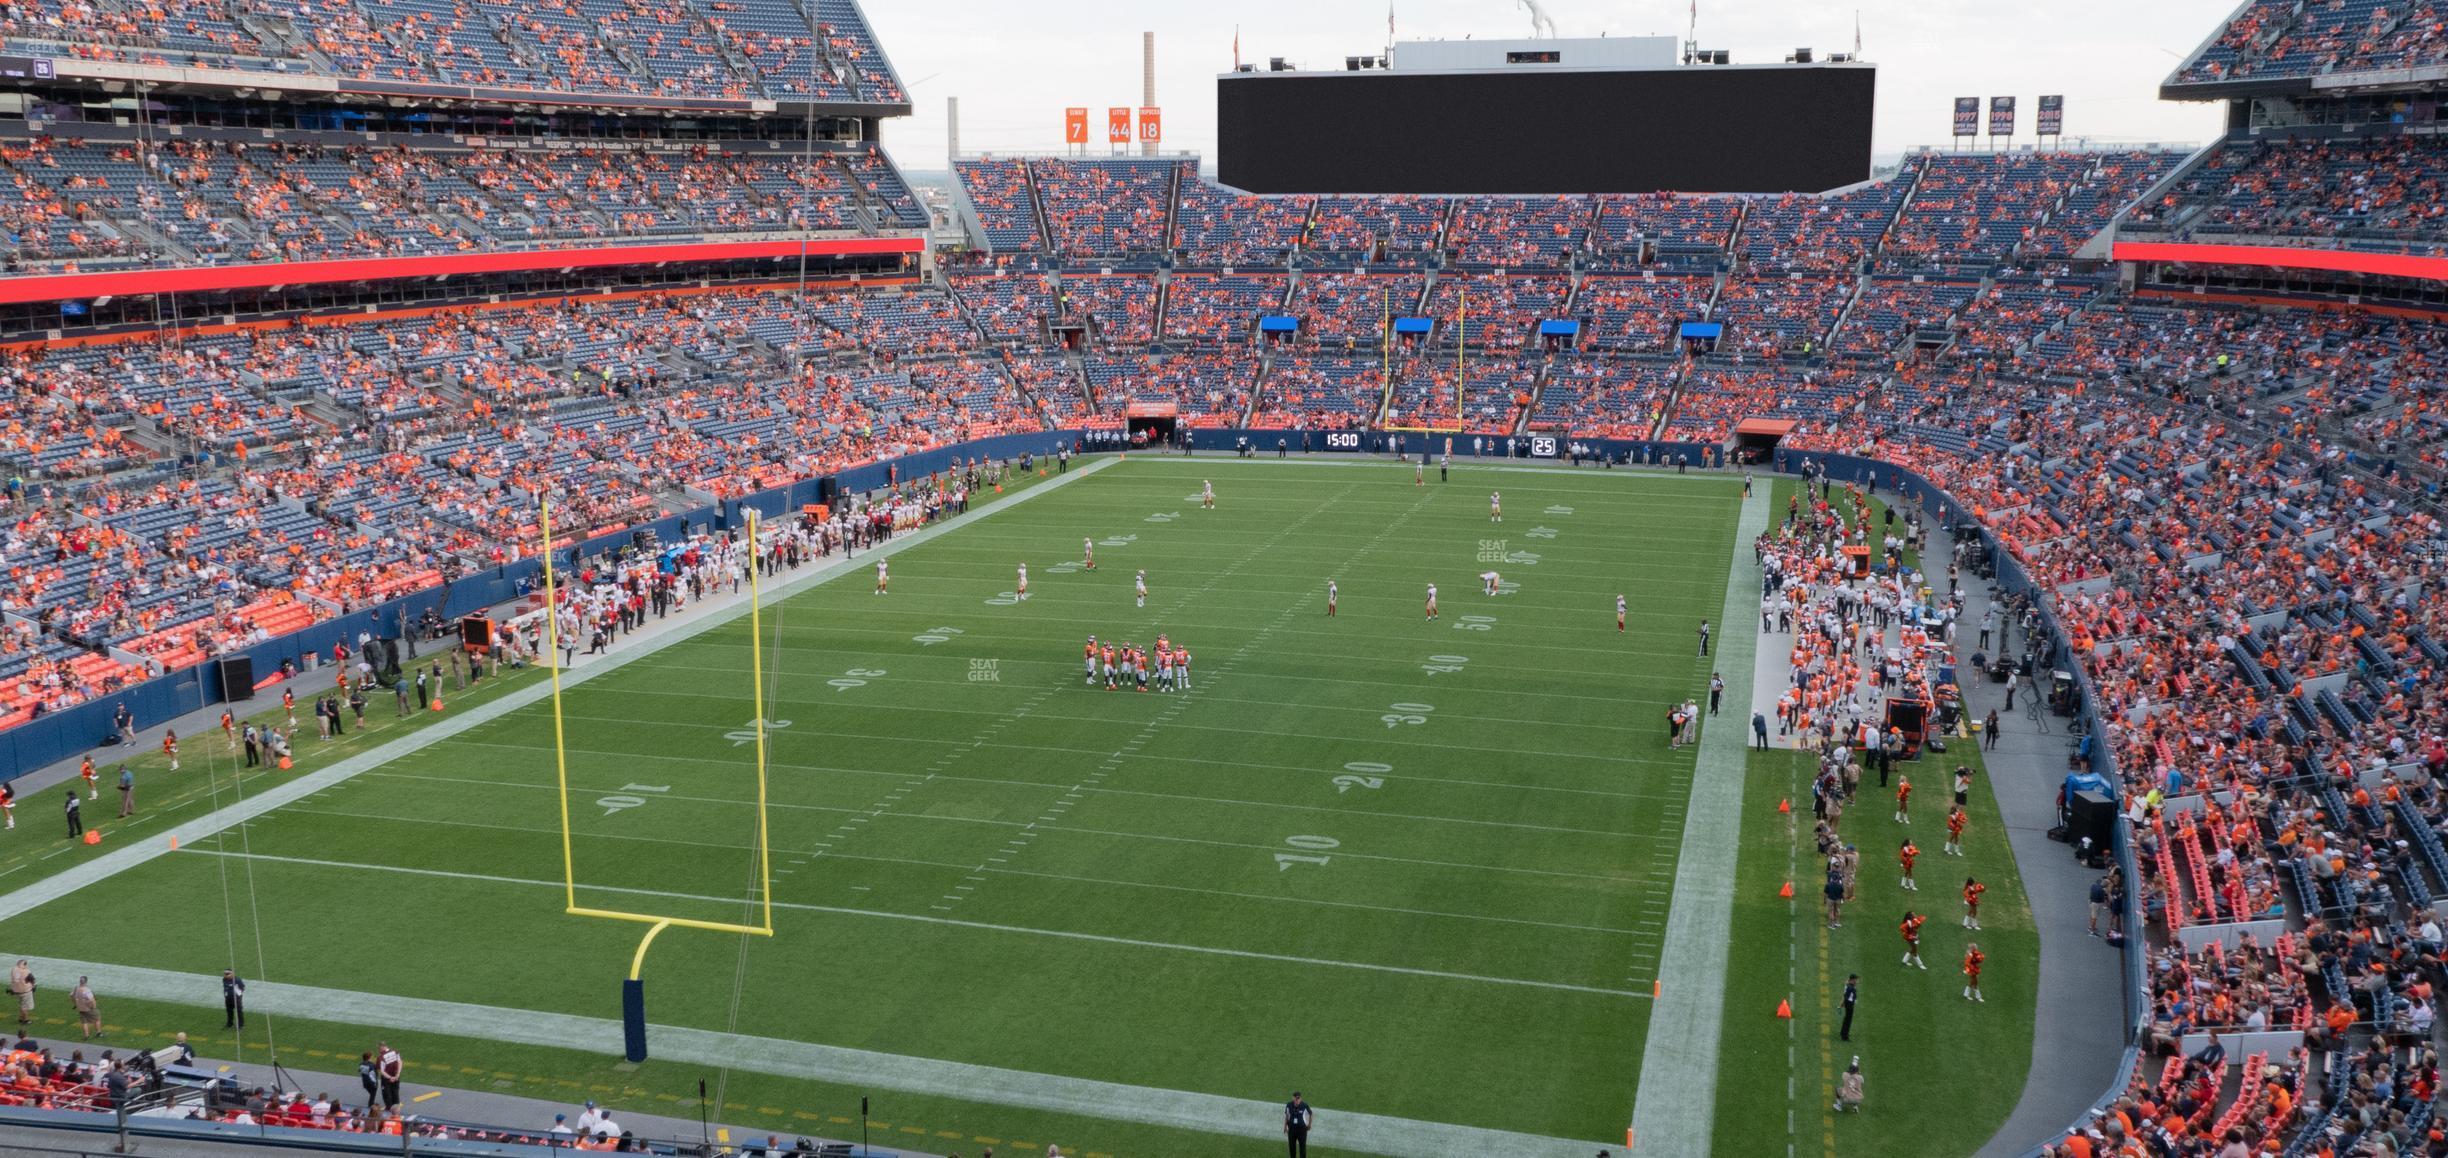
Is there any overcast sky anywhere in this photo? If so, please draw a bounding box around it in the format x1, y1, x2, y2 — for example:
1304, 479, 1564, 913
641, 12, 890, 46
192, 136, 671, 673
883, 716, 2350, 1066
859, 0, 2240, 174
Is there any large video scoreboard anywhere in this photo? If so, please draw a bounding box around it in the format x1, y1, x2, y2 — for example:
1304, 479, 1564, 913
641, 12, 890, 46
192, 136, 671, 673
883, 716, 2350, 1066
1218, 62, 1875, 195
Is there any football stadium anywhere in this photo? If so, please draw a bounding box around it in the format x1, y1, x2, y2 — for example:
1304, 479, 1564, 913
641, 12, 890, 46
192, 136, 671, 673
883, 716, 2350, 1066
0, 1, 2441, 1156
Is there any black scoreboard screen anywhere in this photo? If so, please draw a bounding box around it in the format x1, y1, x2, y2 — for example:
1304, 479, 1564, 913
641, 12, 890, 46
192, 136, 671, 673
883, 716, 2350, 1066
1218, 65, 1874, 195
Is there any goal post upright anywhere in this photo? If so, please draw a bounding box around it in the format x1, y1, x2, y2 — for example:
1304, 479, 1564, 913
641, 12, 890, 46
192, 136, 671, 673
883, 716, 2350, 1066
543, 500, 776, 1062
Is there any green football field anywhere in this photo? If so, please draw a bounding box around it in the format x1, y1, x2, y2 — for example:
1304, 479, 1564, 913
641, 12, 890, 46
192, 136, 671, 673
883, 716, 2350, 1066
0, 456, 2031, 1156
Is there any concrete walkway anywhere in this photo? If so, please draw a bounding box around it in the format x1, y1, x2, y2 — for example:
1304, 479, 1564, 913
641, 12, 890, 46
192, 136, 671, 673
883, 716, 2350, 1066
1958, 581, 2127, 1157
1627, 482, 1769, 1155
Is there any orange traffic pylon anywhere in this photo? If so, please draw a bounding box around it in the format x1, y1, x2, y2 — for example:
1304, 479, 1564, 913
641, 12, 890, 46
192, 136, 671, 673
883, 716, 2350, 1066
1779, 880, 1794, 899
1775, 999, 1793, 1019
1778, 798, 1792, 814
1651, 979, 1661, 998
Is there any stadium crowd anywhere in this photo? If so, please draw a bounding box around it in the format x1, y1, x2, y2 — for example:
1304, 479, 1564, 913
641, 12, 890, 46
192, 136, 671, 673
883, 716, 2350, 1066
5, 5, 2448, 1139
0, 0, 905, 104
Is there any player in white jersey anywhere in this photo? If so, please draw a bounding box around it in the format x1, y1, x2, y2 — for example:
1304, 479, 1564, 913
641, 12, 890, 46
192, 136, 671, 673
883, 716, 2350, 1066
1016, 563, 1029, 600
1425, 583, 1439, 621
1415, 460, 1424, 486
1201, 480, 1215, 509
1326, 580, 1338, 617
1617, 594, 1628, 633
1482, 570, 1501, 596
874, 559, 888, 594
1490, 491, 1502, 522
1083, 536, 1096, 570
1135, 569, 1148, 608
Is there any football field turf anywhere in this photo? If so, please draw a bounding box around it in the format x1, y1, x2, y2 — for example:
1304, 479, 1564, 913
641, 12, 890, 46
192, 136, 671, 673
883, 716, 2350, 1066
0, 457, 1747, 1154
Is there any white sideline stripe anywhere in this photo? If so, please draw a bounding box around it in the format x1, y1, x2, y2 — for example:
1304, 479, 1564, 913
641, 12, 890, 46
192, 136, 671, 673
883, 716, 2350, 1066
175, 847, 1654, 1001
1627, 483, 1768, 1153
0, 457, 1117, 928
0, 952, 1597, 1158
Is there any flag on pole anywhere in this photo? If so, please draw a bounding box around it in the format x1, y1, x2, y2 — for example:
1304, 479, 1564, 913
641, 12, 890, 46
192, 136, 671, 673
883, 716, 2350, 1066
1233, 25, 1240, 69
1389, 3, 1396, 43
1854, 11, 1862, 55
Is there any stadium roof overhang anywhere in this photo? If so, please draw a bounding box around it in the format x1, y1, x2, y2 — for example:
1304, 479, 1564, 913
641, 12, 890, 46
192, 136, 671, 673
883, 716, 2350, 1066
6, 57, 913, 118
0, 235, 925, 307
2111, 240, 2448, 284
2158, 61, 2448, 103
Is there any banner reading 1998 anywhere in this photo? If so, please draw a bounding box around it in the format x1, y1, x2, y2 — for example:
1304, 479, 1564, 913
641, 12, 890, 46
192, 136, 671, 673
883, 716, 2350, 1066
1953, 97, 1979, 137
1988, 95, 2017, 138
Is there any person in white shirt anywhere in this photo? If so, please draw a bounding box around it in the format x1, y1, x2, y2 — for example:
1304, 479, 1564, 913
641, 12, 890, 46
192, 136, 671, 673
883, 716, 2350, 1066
574, 1101, 604, 1135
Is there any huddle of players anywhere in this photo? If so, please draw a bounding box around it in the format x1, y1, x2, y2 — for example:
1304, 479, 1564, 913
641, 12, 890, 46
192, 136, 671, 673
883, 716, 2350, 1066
1084, 633, 1192, 692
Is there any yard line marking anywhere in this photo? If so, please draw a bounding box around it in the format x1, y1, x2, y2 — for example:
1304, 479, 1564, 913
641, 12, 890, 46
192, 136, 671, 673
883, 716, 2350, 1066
320, 775, 1663, 886
1628, 477, 1764, 1156
1074, 784, 1670, 841
446, 738, 1693, 799
0, 455, 1117, 929
544, 707, 1656, 764
0, 952, 1601, 1158
976, 862, 1651, 936
158, 850, 1653, 1000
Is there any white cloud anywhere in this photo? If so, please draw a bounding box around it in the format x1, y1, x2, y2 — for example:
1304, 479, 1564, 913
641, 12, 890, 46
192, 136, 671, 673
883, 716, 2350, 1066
861, 0, 2235, 174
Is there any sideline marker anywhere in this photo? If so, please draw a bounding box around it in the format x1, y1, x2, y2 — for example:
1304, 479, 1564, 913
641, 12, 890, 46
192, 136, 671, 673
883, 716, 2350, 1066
1775, 998, 1793, 1019
1779, 880, 1794, 898
1778, 798, 1791, 814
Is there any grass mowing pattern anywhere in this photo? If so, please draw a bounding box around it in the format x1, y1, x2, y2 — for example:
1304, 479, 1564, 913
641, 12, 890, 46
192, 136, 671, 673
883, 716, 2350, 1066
1, 459, 1738, 1151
